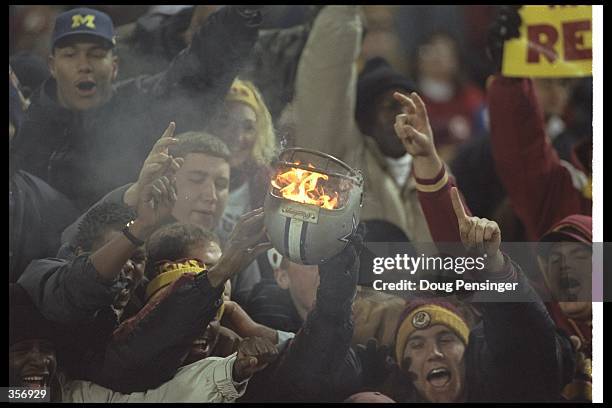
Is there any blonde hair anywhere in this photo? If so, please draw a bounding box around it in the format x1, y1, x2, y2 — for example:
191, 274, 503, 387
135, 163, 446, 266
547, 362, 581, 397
226, 78, 277, 167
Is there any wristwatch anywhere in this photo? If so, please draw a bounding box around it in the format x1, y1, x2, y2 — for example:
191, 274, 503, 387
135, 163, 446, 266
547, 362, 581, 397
122, 220, 145, 247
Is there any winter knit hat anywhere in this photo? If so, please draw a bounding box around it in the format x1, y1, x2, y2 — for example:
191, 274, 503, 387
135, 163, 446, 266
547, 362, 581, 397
395, 300, 470, 366
539, 215, 592, 246
356, 57, 416, 120
226, 78, 260, 115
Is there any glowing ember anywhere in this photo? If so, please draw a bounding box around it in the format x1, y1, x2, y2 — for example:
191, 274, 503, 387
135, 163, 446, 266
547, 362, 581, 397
271, 163, 339, 209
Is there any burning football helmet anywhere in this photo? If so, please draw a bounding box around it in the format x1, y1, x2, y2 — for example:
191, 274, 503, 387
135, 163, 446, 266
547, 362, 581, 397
264, 148, 363, 265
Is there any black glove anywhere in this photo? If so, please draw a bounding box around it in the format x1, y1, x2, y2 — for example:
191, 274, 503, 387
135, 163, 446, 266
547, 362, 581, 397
355, 338, 397, 389
316, 222, 366, 315
486, 6, 523, 73
234, 6, 264, 27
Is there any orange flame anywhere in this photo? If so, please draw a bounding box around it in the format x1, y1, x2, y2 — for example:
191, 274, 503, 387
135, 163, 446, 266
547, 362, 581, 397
271, 163, 339, 209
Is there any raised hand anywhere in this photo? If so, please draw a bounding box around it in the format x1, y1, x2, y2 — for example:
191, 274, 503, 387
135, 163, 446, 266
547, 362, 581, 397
393, 91, 443, 179
393, 92, 435, 157
207, 208, 273, 287
136, 173, 178, 229
450, 187, 504, 272
486, 6, 523, 73
233, 336, 278, 382
124, 122, 184, 207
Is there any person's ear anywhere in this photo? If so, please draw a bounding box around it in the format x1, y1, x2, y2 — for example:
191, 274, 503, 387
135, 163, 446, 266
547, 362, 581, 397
48, 54, 57, 79
274, 268, 290, 290
111, 54, 118, 81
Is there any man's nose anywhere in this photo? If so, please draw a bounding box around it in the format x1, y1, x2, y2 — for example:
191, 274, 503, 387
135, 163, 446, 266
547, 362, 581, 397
76, 53, 93, 73
201, 181, 218, 203
427, 343, 445, 360
558, 254, 572, 271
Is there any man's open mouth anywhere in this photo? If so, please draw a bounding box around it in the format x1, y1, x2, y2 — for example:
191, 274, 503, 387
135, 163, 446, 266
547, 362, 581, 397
560, 277, 581, 290
427, 367, 451, 388
76, 80, 97, 94
21, 374, 49, 388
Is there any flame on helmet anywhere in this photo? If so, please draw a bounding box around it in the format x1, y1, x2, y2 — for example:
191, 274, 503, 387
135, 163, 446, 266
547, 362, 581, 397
271, 162, 339, 210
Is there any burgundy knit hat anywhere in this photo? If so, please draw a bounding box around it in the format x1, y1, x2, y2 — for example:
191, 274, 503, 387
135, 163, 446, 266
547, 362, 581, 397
540, 215, 592, 245
538, 215, 592, 258
394, 299, 470, 367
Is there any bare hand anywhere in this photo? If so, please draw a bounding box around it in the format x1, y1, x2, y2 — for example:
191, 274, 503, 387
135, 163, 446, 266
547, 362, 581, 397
208, 208, 273, 287
125, 122, 184, 206
451, 187, 503, 270
136, 174, 178, 229
393, 92, 436, 157
233, 336, 278, 382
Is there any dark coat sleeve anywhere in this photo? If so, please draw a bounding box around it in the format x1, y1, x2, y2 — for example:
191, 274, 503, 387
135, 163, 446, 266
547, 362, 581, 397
10, 171, 79, 282
61, 184, 132, 246
241, 23, 311, 120
467, 258, 576, 402
113, 6, 261, 139
16, 256, 124, 324
9, 87, 72, 182
240, 241, 364, 402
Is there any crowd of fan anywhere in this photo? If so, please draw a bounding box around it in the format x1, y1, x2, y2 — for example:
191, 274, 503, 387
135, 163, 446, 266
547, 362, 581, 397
9, 5, 593, 402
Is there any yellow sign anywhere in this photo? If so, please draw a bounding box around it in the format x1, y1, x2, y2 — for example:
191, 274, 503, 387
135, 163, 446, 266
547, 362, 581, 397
502, 5, 592, 77
71, 14, 96, 29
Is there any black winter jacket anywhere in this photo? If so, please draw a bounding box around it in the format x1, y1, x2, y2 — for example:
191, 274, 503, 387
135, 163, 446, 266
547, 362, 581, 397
9, 170, 78, 282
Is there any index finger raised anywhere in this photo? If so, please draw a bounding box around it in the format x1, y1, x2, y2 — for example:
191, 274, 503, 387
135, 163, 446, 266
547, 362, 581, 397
151, 122, 178, 153
450, 187, 468, 222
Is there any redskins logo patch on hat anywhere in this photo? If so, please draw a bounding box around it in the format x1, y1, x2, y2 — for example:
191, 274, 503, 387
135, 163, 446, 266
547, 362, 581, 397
412, 310, 431, 329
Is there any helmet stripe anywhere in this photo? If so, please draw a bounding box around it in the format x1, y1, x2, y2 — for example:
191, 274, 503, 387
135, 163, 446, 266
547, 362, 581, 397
283, 217, 291, 256
288, 218, 304, 262
299, 220, 309, 263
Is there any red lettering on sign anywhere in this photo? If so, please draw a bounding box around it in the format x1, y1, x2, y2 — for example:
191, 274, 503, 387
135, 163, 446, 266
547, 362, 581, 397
527, 25, 559, 63
563, 20, 592, 60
